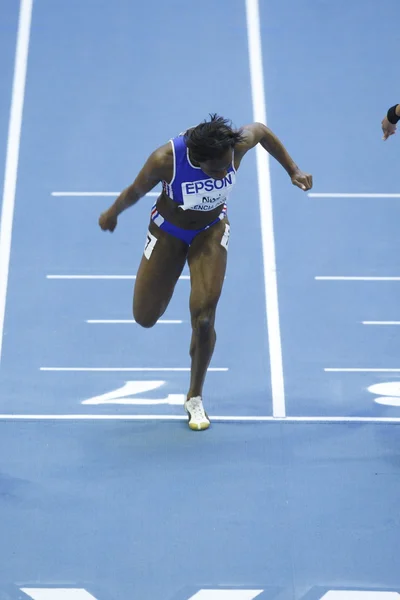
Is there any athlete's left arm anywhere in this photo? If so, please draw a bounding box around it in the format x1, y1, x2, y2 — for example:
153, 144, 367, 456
235, 122, 313, 191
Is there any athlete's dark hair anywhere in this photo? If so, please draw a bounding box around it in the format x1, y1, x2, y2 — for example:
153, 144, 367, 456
184, 114, 245, 163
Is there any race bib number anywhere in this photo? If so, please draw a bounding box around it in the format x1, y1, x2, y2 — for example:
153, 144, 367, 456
221, 223, 230, 250
180, 172, 236, 211
144, 230, 157, 259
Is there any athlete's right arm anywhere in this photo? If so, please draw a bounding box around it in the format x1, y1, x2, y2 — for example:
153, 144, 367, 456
99, 143, 172, 232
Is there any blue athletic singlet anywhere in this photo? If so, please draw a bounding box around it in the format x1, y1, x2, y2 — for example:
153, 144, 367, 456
162, 134, 236, 212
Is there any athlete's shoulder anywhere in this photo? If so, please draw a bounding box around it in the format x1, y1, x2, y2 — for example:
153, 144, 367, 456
148, 141, 173, 169
139, 141, 174, 184
233, 122, 267, 157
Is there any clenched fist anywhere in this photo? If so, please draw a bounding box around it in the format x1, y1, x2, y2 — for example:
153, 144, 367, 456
99, 208, 118, 232
291, 168, 313, 191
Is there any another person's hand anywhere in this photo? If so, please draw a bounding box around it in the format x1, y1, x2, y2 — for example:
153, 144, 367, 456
382, 116, 397, 141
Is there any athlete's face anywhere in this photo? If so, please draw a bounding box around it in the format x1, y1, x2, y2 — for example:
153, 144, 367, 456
199, 148, 233, 180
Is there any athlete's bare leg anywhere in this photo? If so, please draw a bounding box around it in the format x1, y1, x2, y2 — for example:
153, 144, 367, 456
133, 221, 188, 327
134, 217, 229, 431
186, 217, 229, 401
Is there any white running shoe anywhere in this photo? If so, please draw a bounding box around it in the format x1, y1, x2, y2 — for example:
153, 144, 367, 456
184, 396, 210, 431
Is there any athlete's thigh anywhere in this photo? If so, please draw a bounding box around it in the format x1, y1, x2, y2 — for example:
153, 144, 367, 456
134, 220, 188, 323
187, 217, 230, 314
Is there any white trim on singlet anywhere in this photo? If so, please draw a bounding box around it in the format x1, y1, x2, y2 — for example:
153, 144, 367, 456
186, 147, 202, 170
231, 148, 237, 173
169, 139, 176, 185
161, 139, 176, 199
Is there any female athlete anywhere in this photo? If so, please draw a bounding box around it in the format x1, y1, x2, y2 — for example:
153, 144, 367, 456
99, 114, 313, 431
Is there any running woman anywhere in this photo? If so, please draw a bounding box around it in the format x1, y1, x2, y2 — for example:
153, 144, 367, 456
99, 114, 313, 431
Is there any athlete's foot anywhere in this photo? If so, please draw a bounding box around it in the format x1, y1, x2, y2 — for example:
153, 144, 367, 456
184, 396, 210, 431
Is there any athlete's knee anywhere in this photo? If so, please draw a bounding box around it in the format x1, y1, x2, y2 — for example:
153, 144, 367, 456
191, 306, 216, 337
133, 305, 158, 328
135, 314, 158, 328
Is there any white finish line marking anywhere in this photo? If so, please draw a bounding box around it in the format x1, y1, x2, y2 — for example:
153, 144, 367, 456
21, 589, 98, 600
40, 367, 228, 372
86, 319, 183, 324
2, 415, 400, 422
188, 590, 264, 600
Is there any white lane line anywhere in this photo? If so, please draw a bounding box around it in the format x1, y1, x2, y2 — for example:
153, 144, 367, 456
188, 590, 264, 600
0, 0, 33, 363
321, 592, 400, 600
362, 321, 400, 325
21, 589, 98, 600
40, 367, 228, 372
325, 368, 400, 372
1, 414, 400, 422
316, 276, 400, 281
86, 319, 183, 324
245, 0, 285, 417
46, 275, 191, 280
51, 191, 160, 197
308, 193, 400, 198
